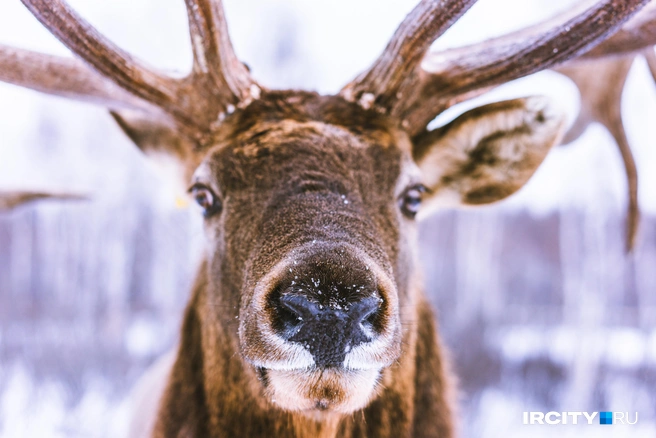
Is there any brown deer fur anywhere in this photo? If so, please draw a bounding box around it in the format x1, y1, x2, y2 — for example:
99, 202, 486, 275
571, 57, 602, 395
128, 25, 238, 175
153, 92, 456, 437
132, 90, 563, 437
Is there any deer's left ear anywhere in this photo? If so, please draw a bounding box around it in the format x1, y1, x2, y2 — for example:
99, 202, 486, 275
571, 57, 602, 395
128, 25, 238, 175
412, 96, 566, 212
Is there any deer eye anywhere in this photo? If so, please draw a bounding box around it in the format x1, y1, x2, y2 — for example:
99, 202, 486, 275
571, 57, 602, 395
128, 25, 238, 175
400, 185, 427, 219
189, 184, 221, 217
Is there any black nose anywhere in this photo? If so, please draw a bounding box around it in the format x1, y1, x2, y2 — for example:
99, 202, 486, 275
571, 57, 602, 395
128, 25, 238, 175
277, 293, 381, 368
267, 251, 385, 368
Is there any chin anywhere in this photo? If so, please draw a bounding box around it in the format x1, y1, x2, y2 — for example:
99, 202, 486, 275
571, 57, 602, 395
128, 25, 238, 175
264, 367, 382, 416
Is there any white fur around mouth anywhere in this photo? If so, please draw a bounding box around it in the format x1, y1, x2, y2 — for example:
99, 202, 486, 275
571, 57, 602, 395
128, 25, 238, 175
245, 335, 315, 370
264, 367, 383, 414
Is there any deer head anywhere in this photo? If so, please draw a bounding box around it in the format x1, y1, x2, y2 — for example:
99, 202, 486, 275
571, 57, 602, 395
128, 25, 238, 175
1, 0, 653, 432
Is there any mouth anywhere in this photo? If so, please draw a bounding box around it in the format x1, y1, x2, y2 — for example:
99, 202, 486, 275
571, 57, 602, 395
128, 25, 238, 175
258, 366, 383, 415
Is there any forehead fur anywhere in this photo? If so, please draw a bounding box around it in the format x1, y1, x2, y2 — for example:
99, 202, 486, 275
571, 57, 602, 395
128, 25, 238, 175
190, 91, 415, 199
207, 90, 410, 155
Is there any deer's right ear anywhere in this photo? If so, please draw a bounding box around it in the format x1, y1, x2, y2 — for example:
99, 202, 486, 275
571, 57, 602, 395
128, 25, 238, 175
111, 110, 198, 187
111, 110, 196, 162
412, 96, 566, 214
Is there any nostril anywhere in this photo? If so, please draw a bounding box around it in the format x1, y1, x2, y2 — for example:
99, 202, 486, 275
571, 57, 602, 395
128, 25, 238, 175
277, 303, 302, 327
363, 309, 378, 326
350, 296, 382, 327
275, 293, 318, 337
280, 294, 320, 319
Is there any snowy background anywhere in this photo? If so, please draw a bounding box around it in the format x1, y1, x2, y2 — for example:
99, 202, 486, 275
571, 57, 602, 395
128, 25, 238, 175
0, 0, 655, 437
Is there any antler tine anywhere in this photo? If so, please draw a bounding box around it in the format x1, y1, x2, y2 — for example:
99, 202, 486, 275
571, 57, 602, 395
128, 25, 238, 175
402, 0, 651, 136
582, 1, 656, 59
340, 0, 479, 111
184, 0, 258, 106
20, 0, 201, 130
614, 110, 640, 253
0, 44, 157, 112
556, 55, 639, 252
0, 190, 87, 210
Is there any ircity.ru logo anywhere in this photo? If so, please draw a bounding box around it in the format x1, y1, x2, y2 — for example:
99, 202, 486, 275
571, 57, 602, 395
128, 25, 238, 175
523, 411, 638, 425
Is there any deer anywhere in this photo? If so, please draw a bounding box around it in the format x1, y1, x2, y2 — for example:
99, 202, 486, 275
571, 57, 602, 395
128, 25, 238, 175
1, 0, 655, 436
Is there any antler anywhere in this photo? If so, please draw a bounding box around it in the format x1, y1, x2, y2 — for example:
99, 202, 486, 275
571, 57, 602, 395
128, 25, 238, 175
184, 0, 257, 103
549, 4, 656, 252
21, 0, 190, 122
0, 190, 86, 210
342, 0, 652, 136
581, 1, 656, 59
5, 0, 259, 139
555, 55, 639, 252
0, 44, 156, 112
340, 0, 479, 110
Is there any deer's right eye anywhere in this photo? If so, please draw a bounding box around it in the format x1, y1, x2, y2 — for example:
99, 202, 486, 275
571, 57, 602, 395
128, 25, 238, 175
189, 184, 222, 217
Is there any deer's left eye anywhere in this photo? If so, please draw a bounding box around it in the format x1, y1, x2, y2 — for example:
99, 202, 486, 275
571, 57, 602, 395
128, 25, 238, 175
189, 184, 221, 217
400, 185, 427, 219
